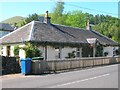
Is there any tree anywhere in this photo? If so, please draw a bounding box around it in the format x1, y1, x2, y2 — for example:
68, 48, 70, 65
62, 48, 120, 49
53, 1, 64, 16
51, 1, 65, 24
15, 13, 39, 28
16, 19, 26, 28
25, 13, 39, 23
65, 11, 86, 28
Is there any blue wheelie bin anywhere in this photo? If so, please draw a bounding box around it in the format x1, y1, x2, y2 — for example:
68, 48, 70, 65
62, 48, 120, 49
20, 58, 32, 75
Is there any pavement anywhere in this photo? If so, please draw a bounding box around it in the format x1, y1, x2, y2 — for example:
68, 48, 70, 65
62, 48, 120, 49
2, 73, 24, 80
2, 64, 119, 88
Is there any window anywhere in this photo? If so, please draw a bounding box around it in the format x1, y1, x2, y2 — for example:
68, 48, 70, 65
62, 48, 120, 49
55, 47, 61, 59
76, 48, 81, 57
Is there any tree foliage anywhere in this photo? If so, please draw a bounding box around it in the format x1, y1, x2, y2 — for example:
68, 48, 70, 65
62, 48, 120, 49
66, 51, 76, 58
14, 1, 120, 44
65, 11, 86, 28
25, 13, 39, 23
23, 43, 42, 58
14, 45, 19, 56
51, 2, 120, 44
15, 13, 39, 28
51, 1, 65, 24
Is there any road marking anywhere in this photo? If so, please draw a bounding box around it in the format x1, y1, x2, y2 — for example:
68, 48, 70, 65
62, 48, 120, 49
51, 74, 110, 88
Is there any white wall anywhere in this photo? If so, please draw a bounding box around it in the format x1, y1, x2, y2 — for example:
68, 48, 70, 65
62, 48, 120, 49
10, 45, 14, 56
1, 44, 25, 58
19, 44, 26, 59
47, 46, 56, 60
37, 46, 45, 58
38, 46, 77, 60
2, 46, 7, 56
38, 46, 56, 60
103, 46, 118, 57
61, 47, 76, 59
1, 44, 77, 60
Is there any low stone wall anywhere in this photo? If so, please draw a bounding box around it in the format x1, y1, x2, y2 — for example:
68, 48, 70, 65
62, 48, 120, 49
1, 56, 21, 75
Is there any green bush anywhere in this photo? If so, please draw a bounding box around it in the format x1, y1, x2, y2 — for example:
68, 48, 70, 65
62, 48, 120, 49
95, 44, 103, 57
14, 45, 19, 56
23, 43, 42, 58
116, 47, 120, 55
66, 51, 76, 58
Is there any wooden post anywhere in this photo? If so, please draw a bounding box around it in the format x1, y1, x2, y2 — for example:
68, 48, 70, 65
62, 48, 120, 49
93, 44, 96, 57
80, 47, 82, 58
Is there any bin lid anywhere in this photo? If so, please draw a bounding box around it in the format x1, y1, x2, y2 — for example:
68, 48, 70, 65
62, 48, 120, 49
32, 56, 44, 60
20, 58, 32, 61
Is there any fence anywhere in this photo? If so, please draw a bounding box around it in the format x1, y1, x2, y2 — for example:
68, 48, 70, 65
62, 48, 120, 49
31, 56, 120, 74
1, 56, 21, 75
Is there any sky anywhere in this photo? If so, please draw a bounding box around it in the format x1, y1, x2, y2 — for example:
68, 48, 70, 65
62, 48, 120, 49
0, 1, 119, 22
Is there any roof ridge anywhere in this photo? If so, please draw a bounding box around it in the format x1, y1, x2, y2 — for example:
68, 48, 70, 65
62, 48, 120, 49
34, 21, 86, 31
53, 23, 85, 31
0, 21, 33, 40
29, 21, 35, 41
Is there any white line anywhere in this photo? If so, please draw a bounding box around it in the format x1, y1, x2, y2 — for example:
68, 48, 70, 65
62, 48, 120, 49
51, 74, 110, 88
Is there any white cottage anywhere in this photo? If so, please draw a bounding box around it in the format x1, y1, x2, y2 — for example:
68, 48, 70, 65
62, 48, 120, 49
0, 11, 119, 60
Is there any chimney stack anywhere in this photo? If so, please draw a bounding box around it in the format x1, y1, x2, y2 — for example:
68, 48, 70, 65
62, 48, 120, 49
86, 20, 92, 31
44, 11, 51, 24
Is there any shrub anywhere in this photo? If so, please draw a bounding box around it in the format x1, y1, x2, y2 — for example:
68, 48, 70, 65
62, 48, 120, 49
66, 51, 76, 58
14, 45, 19, 56
116, 47, 120, 55
23, 43, 42, 58
95, 44, 103, 57
104, 52, 109, 56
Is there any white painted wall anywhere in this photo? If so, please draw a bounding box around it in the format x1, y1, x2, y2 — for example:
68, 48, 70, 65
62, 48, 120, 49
38, 46, 77, 60
1, 44, 26, 59
19, 49, 26, 59
2, 43, 118, 59
38, 46, 45, 59
38, 45, 56, 60
10, 45, 14, 56
103, 46, 118, 57
61, 47, 76, 59
47, 46, 56, 60
2, 46, 7, 56
19, 44, 26, 59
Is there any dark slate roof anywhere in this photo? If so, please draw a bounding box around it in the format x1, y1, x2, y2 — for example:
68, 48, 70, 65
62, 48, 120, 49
0, 23, 14, 31
53, 24, 118, 46
0, 21, 118, 46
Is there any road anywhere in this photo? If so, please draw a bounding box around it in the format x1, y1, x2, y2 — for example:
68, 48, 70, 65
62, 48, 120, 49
2, 64, 119, 88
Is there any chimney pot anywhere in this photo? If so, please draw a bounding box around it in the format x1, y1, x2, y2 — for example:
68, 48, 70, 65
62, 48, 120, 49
86, 20, 92, 31
44, 11, 51, 24
45, 11, 48, 17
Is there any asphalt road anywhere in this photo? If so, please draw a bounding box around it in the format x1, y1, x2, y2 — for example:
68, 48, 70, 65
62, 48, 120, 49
2, 64, 119, 88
